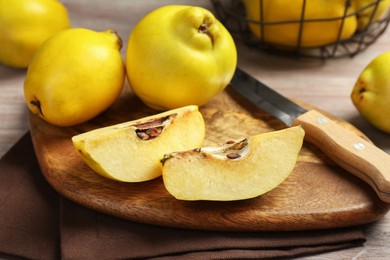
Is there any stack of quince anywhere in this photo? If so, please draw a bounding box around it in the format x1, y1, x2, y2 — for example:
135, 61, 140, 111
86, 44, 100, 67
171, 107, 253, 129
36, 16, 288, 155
14, 4, 237, 126
0, 2, 307, 201
243, 0, 390, 47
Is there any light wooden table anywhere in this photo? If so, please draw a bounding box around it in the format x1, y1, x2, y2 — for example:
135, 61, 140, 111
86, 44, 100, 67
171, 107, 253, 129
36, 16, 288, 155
1, 1, 390, 259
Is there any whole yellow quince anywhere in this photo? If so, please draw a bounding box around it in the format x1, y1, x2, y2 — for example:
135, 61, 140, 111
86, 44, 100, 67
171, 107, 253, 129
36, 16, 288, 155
0, 0, 70, 68
24, 28, 125, 127
126, 5, 237, 110
242, 0, 358, 47
351, 51, 390, 133
353, 0, 390, 30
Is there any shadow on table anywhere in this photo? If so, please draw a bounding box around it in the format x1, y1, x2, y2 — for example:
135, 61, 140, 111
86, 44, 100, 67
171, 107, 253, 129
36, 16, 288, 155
346, 114, 390, 151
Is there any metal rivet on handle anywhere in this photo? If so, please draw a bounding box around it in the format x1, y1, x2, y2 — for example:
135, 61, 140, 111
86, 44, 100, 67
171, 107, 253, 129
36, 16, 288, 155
316, 117, 328, 124
353, 142, 366, 150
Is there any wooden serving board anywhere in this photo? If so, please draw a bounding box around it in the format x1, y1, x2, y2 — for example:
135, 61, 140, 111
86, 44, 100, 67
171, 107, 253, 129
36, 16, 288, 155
29, 86, 390, 231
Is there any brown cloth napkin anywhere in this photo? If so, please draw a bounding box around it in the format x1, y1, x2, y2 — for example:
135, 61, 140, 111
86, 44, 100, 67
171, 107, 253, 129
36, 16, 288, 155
0, 133, 366, 260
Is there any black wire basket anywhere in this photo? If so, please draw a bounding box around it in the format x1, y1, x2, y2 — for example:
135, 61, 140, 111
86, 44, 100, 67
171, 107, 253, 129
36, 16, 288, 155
211, 0, 390, 59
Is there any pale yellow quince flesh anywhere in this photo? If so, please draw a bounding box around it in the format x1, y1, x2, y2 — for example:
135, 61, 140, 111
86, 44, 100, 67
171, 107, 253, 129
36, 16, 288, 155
162, 126, 305, 201
72, 106, 206, 182
24, 28, 125, 127
351, 51, 390, 133
0, 0, 70, 68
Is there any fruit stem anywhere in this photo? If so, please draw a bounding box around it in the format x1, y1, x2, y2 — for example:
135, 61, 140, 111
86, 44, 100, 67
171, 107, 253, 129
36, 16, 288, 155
198, 22, 214, 45
112, 30, 123, 50
30, 98, 44, 117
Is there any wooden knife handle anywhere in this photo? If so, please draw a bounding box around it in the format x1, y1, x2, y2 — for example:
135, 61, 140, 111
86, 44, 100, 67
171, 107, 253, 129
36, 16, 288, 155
293, 109, 390, 203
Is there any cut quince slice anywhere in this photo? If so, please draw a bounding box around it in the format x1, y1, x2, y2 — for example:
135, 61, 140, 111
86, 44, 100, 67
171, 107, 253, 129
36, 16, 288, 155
161, 126, 305, 201
72, 105, 205, 182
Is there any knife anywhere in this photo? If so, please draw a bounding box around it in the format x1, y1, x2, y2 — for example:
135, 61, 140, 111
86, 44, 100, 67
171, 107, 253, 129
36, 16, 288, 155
230, 67, 390, 203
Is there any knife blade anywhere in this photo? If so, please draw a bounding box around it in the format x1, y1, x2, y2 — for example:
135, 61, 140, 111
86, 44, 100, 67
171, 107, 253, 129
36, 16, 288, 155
231, 67, 390, 203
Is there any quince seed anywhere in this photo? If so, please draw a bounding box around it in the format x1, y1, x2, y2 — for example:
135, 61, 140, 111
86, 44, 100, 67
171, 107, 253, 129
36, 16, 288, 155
226, 153, 241, 160
136, 131, 150, 140
146, 127, 162, 137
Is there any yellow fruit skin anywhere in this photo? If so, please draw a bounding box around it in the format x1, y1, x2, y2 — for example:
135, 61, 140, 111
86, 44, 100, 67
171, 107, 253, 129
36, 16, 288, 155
351, 51, 390, 133
353, 0, 390, 30
24, 28, 125, 127
243, 0, 358, 47
0, 0, 70, 68
126, 5, 237, 110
